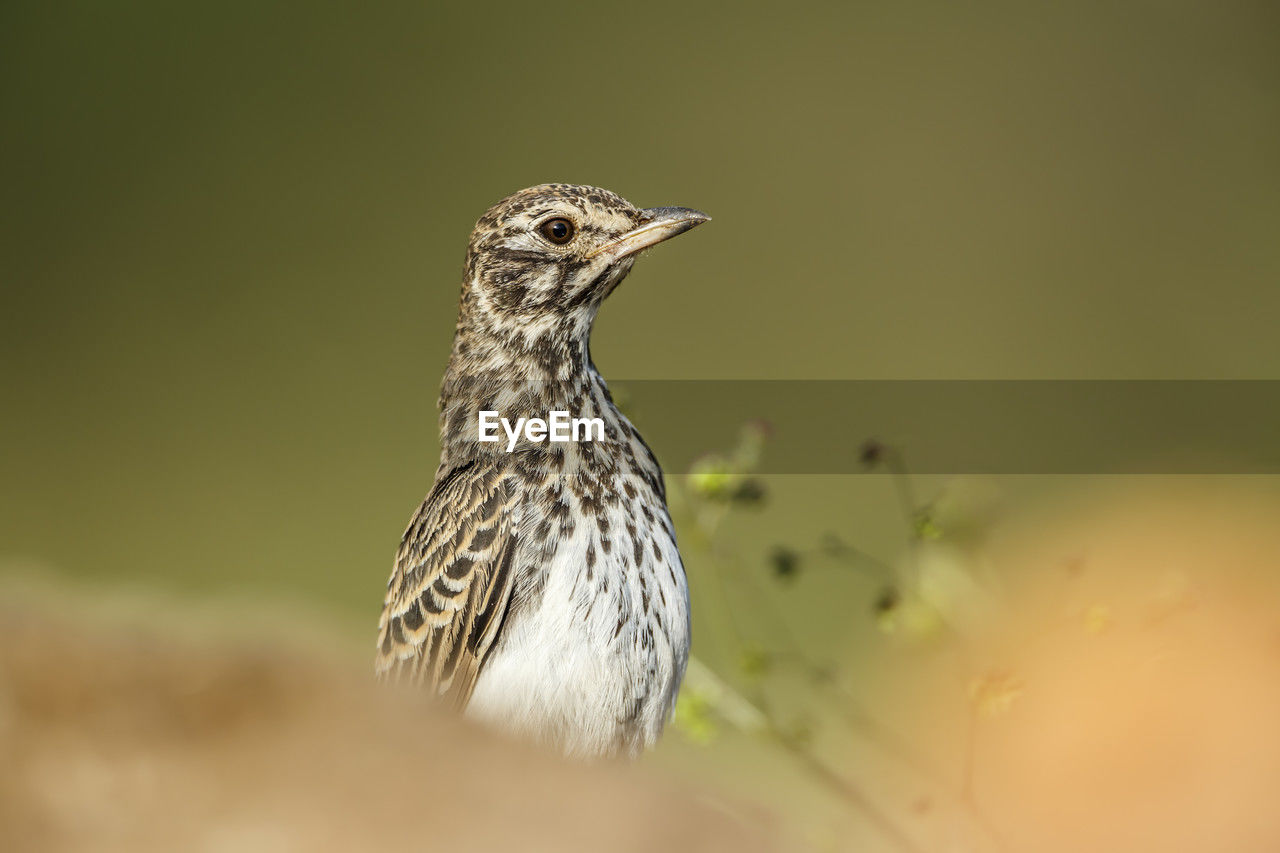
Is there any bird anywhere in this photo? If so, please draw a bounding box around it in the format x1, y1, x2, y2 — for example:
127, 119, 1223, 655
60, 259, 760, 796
376, 183, 709, 759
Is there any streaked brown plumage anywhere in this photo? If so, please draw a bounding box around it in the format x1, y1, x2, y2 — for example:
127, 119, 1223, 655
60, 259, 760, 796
375, 184, 708, 757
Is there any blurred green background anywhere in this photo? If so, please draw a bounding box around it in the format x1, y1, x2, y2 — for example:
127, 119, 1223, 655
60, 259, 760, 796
4, 2, 1280, 847
3, 0, 1279, 690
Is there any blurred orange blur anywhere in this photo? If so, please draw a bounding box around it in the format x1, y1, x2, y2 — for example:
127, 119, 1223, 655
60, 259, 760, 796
887, 482, 1280, 851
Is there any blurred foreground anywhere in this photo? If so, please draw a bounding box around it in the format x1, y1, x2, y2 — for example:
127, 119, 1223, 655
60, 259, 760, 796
5, 482, 1280, 853
669, 477, 1280, 852
951, 484, 1280, 851
0, 584, 772, 853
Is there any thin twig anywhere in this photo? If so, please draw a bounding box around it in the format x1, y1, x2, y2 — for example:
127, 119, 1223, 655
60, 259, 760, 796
885, 446, 921, 586
769, 724, 928, 853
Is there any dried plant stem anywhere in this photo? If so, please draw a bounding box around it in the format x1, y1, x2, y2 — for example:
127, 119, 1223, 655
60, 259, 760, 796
767, 723, 928, 853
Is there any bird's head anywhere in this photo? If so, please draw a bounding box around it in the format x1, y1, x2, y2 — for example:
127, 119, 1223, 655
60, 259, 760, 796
441, 184, 706, 437
459, 183, 709, 334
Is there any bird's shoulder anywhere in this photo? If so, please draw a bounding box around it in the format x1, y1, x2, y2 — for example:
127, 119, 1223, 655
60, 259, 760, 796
375, 457, 522, 704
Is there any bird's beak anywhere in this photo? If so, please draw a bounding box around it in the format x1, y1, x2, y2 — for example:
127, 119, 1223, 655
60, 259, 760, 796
590, 207, 711, 261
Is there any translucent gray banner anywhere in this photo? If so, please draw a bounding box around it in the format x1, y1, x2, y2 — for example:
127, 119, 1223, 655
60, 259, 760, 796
600, 380, 1280, 474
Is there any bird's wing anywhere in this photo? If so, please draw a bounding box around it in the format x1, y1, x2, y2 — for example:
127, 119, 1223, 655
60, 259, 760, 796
375, 459, 519, 706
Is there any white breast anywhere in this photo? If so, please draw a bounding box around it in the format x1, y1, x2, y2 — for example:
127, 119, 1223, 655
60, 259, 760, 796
465, 479, 690, 759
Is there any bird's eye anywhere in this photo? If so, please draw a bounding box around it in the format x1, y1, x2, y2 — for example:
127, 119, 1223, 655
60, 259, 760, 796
539, 218, 575, 245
